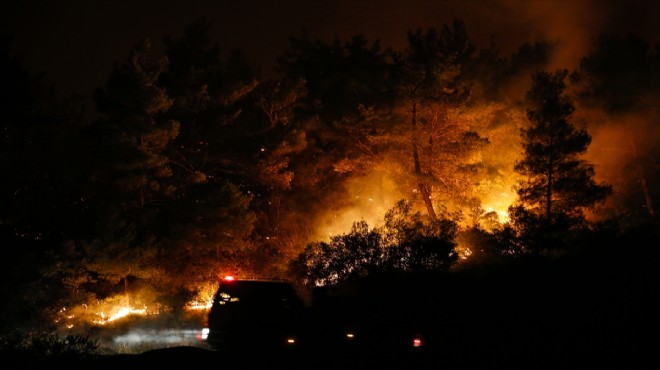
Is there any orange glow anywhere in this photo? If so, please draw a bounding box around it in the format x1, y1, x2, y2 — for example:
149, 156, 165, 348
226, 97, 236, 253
311, 103, 524, 247
184, 283, 216, 311
55, 281, 222, 333
56, 298, 157, 329
481, 193, 514, 224
312, 171, 400, 241
94, 305, 149, 325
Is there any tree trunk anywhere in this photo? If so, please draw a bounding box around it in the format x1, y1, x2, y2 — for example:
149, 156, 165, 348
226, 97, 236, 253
411, 102, 437, 220
639, 170, 655, 216
546, 167, 553, 220
124, 269, 130, 307
418, 182, 437, 219
630, 140, 655, 217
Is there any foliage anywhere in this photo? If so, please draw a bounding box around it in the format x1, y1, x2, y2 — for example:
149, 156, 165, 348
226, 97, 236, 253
456, 224, 505, 257
290, 200, 459, 286
508, 70, 612, 250
387, 24, 489, 219
66, 27, 262, 306
0, 329, 99, 359
276, 31, 391, 122
381, 199, 460, 270
89, 38, 180, 249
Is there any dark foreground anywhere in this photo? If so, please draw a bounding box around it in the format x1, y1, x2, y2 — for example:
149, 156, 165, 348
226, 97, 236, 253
3, 336, 654, 370
4, 252, 658, 369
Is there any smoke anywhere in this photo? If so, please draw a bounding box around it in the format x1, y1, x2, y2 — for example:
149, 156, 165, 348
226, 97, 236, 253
6, 0, 658, 98
495, 0, 606, 71
108, 328, 205, 353
58, 305, 208, 354
311, 168, 402, 241
580, 106, 660, 219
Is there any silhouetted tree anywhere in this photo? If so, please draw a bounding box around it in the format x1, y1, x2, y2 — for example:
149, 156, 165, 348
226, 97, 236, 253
159, 17, 259, 187
157, 19, 266, 280
290, 220, 383, 286
277, 32, 391, 122
55, 39, 182, 310
290, 200, 459, 286
90, 38, 179, 247
509, 70, 611, 250
273, 32, 396, 266
381, 199, 459, 271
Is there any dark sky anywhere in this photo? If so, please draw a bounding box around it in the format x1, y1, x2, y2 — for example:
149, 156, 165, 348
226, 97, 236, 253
2, 0, 659, 97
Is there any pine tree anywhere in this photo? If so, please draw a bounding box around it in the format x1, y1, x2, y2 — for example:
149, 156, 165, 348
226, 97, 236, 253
510, 70, 611, 249
389, 24, 485, 220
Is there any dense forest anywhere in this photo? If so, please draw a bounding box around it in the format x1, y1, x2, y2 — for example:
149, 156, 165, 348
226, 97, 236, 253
1, 17, 659, 336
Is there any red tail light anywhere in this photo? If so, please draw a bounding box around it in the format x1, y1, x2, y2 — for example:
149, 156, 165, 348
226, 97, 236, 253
413, 338, 422, 347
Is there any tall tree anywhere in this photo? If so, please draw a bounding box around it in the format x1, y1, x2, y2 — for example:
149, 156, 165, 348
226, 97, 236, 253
72, 39, 181, 303
389, 25, 486, 220
510, 70, 611, 248
91, 39, 179, 243
273, 32, 394, 259
159, 17, 259, 186
158, 19, 282, 279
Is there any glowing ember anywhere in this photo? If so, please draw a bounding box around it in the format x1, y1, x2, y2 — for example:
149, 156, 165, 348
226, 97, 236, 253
55, 294, 163, 330
94, 305, 149, 325
184, 283, 216, 311
55, 282, 218, 332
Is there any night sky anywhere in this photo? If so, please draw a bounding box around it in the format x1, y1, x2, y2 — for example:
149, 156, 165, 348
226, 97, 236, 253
3, 0, 659, 98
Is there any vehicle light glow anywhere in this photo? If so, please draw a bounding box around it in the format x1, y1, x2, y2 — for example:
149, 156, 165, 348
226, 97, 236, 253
413, 338, 422, 347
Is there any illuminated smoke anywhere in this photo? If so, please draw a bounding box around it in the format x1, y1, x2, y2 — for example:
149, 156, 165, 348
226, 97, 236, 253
579, 106, 660, 219
312, 170, 401, 241
111, 328, 204, 347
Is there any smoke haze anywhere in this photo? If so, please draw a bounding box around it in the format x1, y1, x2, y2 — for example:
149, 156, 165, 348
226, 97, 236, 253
3, 1, 658, 97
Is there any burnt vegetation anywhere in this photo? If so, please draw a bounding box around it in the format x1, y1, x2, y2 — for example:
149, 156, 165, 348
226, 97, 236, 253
1, 17, 659, 358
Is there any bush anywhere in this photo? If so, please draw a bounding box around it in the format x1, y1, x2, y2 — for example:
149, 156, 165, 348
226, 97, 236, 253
0, 329, 99, 360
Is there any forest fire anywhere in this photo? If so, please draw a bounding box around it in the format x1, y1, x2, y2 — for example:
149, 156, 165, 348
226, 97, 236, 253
2, 2, 659, 361
56, 284, 216, 329
54, 291, 213, 353
184, 284, 216, 311
56, 300, 157, 329
94, 306, 148, 326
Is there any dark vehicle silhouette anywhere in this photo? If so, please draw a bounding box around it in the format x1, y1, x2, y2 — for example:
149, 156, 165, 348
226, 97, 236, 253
307, 281, 430, 357
204, 274, 432, 361
204, 276, 305, 352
